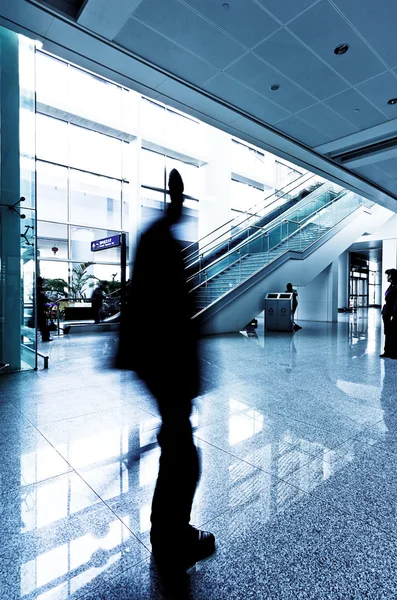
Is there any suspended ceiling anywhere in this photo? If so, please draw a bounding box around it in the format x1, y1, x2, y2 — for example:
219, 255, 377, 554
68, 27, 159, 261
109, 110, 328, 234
1, 0, 397, 210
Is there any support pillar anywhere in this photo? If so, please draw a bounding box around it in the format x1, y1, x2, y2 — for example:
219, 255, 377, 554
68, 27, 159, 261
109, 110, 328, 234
0, 28, 21, 370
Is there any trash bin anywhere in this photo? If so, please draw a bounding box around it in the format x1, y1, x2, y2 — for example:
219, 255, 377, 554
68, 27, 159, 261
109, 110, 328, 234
264, 293, 294, 332
264, 293, 278, 331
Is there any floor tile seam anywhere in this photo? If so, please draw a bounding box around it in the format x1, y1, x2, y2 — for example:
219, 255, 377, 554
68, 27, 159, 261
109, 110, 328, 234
70, 556, 155, 600
193, 427, 353, 469
192, 433, 302, 479
263, 409, 363, 442
58, 462, 153, 556
77, 557, 158, 600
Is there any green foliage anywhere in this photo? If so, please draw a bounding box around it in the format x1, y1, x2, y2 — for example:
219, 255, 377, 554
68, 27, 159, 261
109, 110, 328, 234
43, 278, 68, 296
68, 262, 97, 299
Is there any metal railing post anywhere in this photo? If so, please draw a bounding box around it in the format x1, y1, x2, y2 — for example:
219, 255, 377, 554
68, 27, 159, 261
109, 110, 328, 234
57, 302, 61, 336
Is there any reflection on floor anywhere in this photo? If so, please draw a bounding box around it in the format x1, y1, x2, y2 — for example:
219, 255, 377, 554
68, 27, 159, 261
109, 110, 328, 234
1, 308, 397, 599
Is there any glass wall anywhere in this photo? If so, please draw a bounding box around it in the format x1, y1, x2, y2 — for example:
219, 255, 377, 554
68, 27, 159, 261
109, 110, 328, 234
35, 52, 130, 298
140, 144, 202, 246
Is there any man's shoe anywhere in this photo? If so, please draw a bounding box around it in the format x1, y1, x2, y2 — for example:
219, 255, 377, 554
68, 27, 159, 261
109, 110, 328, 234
185, 526, 216, 569
151, 526, 215, 573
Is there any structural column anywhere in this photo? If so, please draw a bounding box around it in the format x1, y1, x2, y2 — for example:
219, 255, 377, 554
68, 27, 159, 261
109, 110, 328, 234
0, 28, 21, 370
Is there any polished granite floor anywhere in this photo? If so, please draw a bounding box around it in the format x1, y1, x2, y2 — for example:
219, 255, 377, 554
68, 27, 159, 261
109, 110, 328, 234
1, 308, 397, 599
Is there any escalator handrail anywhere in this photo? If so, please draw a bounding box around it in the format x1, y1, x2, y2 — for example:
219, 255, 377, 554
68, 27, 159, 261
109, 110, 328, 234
182, 171, 318, 264
187, 187, 353, 288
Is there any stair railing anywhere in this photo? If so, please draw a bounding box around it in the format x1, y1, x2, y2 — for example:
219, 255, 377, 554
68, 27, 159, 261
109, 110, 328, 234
183, 171, 322, 266
189, 188, 369, 298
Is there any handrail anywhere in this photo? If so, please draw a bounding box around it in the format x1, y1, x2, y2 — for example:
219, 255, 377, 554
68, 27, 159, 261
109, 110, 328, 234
187, 187, 350, 286
182, 172, 318, 263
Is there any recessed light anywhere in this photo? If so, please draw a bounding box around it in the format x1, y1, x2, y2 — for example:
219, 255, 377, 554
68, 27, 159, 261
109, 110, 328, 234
388, 98, 397, 105
334, 43, 349, 55
270, 84, 280, 91
353, 108, 360, 113
221, 3, 229, 10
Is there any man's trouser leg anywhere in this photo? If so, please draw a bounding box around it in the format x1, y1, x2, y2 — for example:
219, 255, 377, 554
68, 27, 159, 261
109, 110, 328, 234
150, 403, 200, 556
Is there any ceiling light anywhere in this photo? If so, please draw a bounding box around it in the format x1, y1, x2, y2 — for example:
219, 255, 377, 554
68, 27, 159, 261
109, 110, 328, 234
388, 98, 397, 105
221, 3, 230, 10
353, 108, 360, 113
270, 84, 280, 91
334, 43, 349, 55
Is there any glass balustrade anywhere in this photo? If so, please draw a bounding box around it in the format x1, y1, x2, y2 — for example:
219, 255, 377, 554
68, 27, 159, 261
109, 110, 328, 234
191, 190, 373, 311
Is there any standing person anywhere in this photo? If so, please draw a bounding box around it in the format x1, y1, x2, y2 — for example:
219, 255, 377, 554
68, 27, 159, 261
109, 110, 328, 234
286, 282, 301, 331
380, 268, 397, 359
117, 169, 215, 574
37, 276, 52, 342
91, 282, 105, 323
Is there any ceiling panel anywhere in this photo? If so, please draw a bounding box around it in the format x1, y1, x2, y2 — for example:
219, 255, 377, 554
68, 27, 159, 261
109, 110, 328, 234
114, 18, 218, 85
154, 78, 241, 125
325, 88, 388, 130
332, 0, 397, 68
45, 18, 168, 89
289, 0, 386, 85
0, 0, 54, 36
131, 0, 245, 69
353, 164, 392, 183
226, 53, 315, 112
297, 103, 357, 140
276, 115, 331, 147
182, 0, 280, 48
254, 29, 348, 100
357, 72, 397, 119
255, 0, 317, 23
203, 73, 289, 124
373, 157, 397, 178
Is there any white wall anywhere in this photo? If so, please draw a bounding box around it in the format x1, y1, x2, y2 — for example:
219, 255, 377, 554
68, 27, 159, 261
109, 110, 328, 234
338, 250, 349, 309
295, 262, 338, 322
199, 124, 231, 251
382, 238, 397, 301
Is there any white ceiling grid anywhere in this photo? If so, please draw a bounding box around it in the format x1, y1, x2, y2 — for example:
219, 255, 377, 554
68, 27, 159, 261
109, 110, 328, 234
110, 0, 397, 195
1, 0, 397, 202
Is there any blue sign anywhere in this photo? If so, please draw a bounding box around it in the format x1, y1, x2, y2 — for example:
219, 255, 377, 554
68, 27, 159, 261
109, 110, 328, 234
91, 234, 121, 252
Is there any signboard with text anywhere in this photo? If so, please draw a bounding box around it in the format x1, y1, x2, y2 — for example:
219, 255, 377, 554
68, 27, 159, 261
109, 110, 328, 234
91, 234, 121, 252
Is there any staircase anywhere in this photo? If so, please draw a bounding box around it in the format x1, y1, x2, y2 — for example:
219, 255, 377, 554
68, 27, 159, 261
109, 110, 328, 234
189, 187, 374, 327
193, 222, 330, 312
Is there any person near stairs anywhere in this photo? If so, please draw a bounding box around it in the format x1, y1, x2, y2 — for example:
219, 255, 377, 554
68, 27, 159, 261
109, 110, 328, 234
116, 168, 215, 576
286, 282, 301, 331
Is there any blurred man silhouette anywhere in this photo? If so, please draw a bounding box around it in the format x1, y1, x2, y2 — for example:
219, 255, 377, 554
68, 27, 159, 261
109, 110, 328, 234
118, 169, 215, 574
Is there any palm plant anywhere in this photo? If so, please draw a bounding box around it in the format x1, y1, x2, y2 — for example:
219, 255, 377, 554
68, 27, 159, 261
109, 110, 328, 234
68, 262, 97, 299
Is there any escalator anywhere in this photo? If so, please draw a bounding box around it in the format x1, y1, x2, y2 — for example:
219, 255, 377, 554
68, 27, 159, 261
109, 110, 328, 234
183, 172, 327, 281
187, 184, 386, 334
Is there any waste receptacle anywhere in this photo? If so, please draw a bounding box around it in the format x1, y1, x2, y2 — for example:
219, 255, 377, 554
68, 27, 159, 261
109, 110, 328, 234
264, 293, 278, 331
264, 293, 294, 331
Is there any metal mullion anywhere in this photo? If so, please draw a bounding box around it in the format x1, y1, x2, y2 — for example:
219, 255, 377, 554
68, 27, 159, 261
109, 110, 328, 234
36, 158, 127, 184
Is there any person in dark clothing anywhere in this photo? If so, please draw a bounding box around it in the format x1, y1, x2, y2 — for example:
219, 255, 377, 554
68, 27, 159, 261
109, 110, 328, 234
117, 169, 215, 574
91, 283, 105, 323
37, 276, 52, 342
286, 282, 301, 331
380, 268, 397, 359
